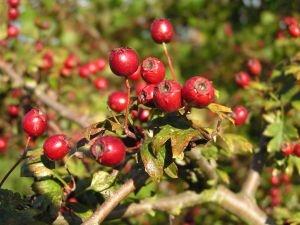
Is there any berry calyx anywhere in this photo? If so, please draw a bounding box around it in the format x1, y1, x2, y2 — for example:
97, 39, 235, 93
93, 77, 108, 91
138, 84, 155, 106
7, 104, 19, 117
108, 91, 129, 113
293, 143, 300, 157
91, 135, 126, 167
182, 76, 215, 108
281, 143, 294, 156
288, 24, 300, 38
154, 80, 182, 112
235, 71, 251, 88
150, 18, 174, 43
0, 137, 8, 154
247, 58, 262, 76
43, 134, 70, 161
141, 57, 165, 84
232, 106, 248, 126
109, 47, 139, 77
22, 108, 47, 137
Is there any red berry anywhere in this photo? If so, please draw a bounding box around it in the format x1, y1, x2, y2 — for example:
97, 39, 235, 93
7, 0, 20, 7
182, 76, 215, 108
280, 173, 291, 184
138, 84, 155, 106
8, 7, 19, 20
93, 77, 108, 91
108, 91, 128, 113
293, 143, 300, 157
154, 80, 182, 112
281, 143, 294, 156
269, 187, 280, 197
135, 80, 147, 95
232, 106, 248, 126
94, 58, 106, 72
43, 134, 70, 161
22, 109, 47, 137
235, 71, 251, 88
91, 135, 126, 167
288, 24, 300, 37
150, 18, 174, 43
270, 175, 280, 186
141, 57, 165, 84
7, 25, 19, 38
0, 137, 8, 154
64, 54, 78, 69
131, 109, 138, 120
128, 65, 141, 81
109, 47, 139, 77
87, 61, 98, 75
138, 108, 150, 122
60, 67, 72, 77
78, 65, 90, 78
7, 104, 19, 117
271, 195, 281, 207
283, 16, 298, 26
247, 59, 262, 76
41, 52, 54, 70
35, 41, 44, 52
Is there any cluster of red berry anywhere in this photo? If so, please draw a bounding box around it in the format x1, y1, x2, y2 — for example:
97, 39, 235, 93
281, 142, 300, 158
269, 171, 291, 207
276, 16, 300, 39
235, 58, 262, 88
6, 0, 20, 39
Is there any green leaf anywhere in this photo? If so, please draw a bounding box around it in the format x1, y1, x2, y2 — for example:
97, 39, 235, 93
90, 171, 117, 192
65, 158, 88, 178
164, 162, 178, 178
216, 134, 253, 154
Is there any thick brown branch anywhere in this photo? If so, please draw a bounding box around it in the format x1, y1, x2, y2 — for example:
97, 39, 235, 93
0, 59, 91, 127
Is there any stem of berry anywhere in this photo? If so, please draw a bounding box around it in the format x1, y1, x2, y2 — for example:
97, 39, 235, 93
0, 136, 31, 188
162, 42, 177, 81
124, 79, 136, 138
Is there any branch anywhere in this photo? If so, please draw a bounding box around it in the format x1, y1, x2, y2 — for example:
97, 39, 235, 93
83, 170, 148, 225
0, 58, 91, 127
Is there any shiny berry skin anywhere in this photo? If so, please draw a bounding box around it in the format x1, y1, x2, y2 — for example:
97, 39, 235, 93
138, 109, 150, 122
78, 65, 90, 78
7, 104, 19, 117
235, 71, 251, 88
7, 25, 19, 38
91, 135, 126, 167
182, 76, 215, 108
8, 7, 19, 20
288, 24, 300, 37
232, 106, 248, 126
281, 143, 294, 156
64, 54, 78, 69
247, 58, 262, 76
128, 65, 141, 81
0, 137, 8, 154
94, 77, 108, 91
22, 109, 47, 137
270, 175, 280, 186
108, 91, 128, 113
293, 143, 300, 157
154, 80, 182, 112
7, 0, 20, 7
43, 134, 70, 161
138, 84, 155, 106
109, 47, 139, 77
141, 57, 165, 84
150, 18, 174, 43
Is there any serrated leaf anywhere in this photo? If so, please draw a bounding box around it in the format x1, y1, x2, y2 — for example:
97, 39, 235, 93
90, 171, 117, 192
216, 134, 253, 154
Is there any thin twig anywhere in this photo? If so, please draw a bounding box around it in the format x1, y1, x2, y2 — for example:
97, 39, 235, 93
162, 42, 177, 81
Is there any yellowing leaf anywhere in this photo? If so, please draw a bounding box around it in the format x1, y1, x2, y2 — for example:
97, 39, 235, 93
216, 134, 253, 154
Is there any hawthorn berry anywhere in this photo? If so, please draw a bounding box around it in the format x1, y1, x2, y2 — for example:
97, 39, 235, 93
0, 137, 7, 154
288, 24, 300, 37
93, 77, 108, 91
154, 80, 182, 112
270, 175, 280, 186
293, 143, 300, 157
131, 109, 138, 120
87, 61, 98, 75
60, 67, 72, 77
128, 65, 141, 81
150, 18, 174, 43
182, 76, 215, 108
109, 47, 139, 77
235, 71, 251, 88
269, 187, 280, 197
91, 135, 126, 167
35, 40, 44, 52
232, 106, 248, 126
43, 134, 70, 161
8, 7, 19, 20
94, 58, 106, 71
135, 80, 147, 95
78, 65, 90, 78
64, 54, 78, 69
138, 108, 150, 122
108, 91, 128, 113
281, 143, 294, 156
7, 25, 19, 38
283, 16, 298, 26
41, 52, 54, 70
7, 0, 20, 8
7, 104, 19, 117
141, 57, 165, 84
280, 173, 291, 184
22, 108, 47, 137
247, 58, 262, 76
138, 84, 155, 106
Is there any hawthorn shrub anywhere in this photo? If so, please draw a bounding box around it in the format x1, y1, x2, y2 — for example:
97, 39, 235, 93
1, 1, 300, 225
